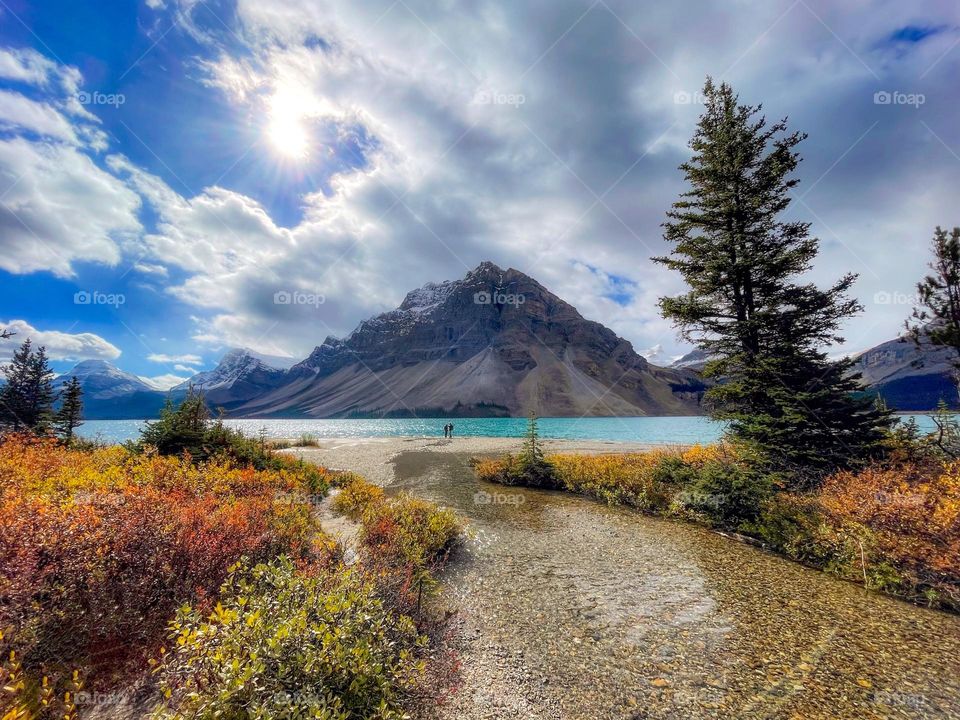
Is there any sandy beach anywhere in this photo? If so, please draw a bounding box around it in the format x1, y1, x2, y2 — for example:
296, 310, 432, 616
282, 435, 669, 485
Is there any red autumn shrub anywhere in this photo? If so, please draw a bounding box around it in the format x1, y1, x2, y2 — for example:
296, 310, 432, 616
0, 435, 323, 687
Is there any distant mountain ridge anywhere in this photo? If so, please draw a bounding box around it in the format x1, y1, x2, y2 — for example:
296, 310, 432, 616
850, 334, 958, 410
171, 348, 294, 410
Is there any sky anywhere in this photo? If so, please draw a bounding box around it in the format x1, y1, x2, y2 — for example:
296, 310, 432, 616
0, 0, 958, 385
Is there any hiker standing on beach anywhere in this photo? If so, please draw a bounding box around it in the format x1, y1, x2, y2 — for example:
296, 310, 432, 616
443, 423, 450, 438
449, 423, 455, 438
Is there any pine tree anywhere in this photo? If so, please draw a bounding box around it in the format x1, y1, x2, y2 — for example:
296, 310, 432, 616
517, 411, 554, 487
905, 226, 960, 383
139, 386, 211, 457
55, 376, 85, 442
519, 411, 544, 469
0, 339, 55, 434
654, 79, 890, 483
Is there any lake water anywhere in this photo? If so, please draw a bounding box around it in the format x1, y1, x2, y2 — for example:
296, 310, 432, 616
77, 414, 941, 445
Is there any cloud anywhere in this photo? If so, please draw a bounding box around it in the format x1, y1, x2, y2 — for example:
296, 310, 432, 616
0, 319, 121, 361
133, 262, 169, 277
0, 50, 141, 278
139, 373, 190, 390
173, 363, 197, 373
147, 353, 203, 364
0, 138, 142, 277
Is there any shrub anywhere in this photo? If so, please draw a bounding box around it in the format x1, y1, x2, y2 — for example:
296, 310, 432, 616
333, 475, 386, 520
359, 493, 461, 572
153, 557, 425, 720
0, 435, 325, 686
817, 460, 960, 607
684, 461, 772, 528
747, 494, 833, 565
296, 432, 320, 447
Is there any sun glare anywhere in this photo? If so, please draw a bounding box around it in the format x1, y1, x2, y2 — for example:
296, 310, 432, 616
266, 89, 311, 160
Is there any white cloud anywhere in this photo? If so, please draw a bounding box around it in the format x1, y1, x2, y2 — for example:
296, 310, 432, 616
147, 353, 203, 364
0, 47, 67, 89
0, 137, 142, 277
173, 363, 197, 373
0, 89, 79, 142
133, 261, 169, 277
139, 373, 189, 390
0, 319, 121, 361
0, 50, 141, 278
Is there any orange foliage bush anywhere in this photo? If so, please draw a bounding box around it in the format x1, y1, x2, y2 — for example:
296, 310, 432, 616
817, 460, 960, 604
0, 435, 325, 687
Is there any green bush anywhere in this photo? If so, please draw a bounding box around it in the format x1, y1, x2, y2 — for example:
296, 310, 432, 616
684, 461, 771, 528
153, 557, 425, 720
360, 493, 462, 571
746, 494, 833, 564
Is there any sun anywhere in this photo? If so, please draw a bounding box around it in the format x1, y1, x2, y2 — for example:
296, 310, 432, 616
267, 115, 309, 159
266, 89, 311, 160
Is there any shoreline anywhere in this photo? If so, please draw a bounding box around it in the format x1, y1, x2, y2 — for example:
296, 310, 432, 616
281, 435, 674, 485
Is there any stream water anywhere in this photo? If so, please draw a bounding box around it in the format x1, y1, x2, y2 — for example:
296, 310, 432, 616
391, 451, 960, 720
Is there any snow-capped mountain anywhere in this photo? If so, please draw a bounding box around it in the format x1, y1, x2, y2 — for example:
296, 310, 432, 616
172, 348, 294, 410
670, 348, 712, 372
55, 360, 167, 419
58, 360, 157, 398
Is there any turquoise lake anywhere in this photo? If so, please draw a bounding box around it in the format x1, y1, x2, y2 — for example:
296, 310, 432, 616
78, 414, 941, 445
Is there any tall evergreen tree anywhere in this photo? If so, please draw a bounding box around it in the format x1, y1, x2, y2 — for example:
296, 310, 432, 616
905, 226, 960, 380
54, 376, 85, 442
0, 339, 55, 433
654, 79, 890, 483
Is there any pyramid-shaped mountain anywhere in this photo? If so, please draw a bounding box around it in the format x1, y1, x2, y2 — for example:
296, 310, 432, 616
236, 262, 706, 418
